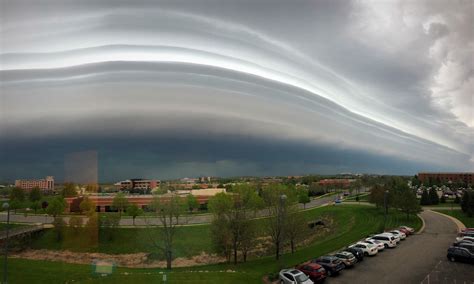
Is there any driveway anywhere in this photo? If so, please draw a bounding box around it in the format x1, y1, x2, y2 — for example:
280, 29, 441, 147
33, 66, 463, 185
326, 210, 474, 284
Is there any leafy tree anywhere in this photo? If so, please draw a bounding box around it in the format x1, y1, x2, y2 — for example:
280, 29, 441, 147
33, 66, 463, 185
46, 196, 67, 217
127, 204, 143, 225
393, 187, 421, 220
440, 195, 446, 203
100, 213, 121, 241
30, 200, 42, 214
112, 192, 129, 217
61, 183, 77, 197
79, 196, 95, 215
461, 190, 474, 217
285, 206, 308, 253
148, 195, 185, 269
9, 199, 22, 213
429, 188, 439, 205
186, 194, 199, 213
369, 184, 387, 208
298, 189, 310, 209
420, 189, 431, 205
454, 195, 461, 204
29, 187, 42, 202
10, 187, 25, 202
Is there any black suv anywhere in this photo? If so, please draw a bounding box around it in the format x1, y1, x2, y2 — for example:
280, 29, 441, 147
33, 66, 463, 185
344, 247, 364, 262
311, 256, 344, 276
447, 246, 474, 263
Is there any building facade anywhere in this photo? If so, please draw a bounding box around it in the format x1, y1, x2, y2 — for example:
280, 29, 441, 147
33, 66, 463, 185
418, 172, 473, 185
15, 176, 55, 191
115, 179, 159, 190
317, 178, 354, 188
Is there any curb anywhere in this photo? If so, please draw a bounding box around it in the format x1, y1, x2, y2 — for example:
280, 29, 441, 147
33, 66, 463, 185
428, 210, 466, 233
416, 212, 426, 234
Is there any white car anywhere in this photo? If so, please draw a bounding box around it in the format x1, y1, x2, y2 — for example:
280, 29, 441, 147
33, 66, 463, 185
455, 236, 474, 243
363, 239, 385, 251
349, 242, 378, 256
400, 226, 415, 234
369, 234, 397, 248
379, 232, 400, 243
390, 230, 407, 240
279, 269, 314, 284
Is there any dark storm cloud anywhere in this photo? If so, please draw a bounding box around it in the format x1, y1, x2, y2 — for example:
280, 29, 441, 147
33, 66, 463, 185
0, 0, 472, 181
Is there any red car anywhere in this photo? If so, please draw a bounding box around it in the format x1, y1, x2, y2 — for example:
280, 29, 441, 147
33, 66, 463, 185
398, 228, 411, 236
461, 228, 474, 233
296, 262, 327, 283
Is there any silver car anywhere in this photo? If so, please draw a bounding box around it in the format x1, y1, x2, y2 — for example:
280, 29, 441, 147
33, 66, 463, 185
279, 269, 314, 284
334, 251, 357, 267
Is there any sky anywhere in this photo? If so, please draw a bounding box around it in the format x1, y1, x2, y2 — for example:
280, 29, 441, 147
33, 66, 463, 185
0, 0, 473, 182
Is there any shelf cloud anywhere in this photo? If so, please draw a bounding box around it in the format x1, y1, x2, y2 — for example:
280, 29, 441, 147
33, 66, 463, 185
1, 0, 472, 181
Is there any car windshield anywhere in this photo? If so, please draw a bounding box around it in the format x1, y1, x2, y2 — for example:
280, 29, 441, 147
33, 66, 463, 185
295, 274, 309, 282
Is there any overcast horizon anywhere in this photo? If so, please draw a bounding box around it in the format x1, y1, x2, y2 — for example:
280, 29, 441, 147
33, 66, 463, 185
1, 0, 473, 182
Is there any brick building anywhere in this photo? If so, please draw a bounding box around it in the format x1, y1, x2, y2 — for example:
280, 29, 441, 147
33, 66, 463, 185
115, 179, 159, 190
418, 172, 473, 185
15, 176, 55, 191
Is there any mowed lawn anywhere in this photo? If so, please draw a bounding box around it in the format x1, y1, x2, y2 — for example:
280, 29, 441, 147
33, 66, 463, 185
1, 205, 421, 283
434, 209, 474, 227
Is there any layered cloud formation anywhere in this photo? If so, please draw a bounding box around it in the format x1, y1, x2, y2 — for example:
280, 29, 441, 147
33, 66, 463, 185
0, 0, 472, 181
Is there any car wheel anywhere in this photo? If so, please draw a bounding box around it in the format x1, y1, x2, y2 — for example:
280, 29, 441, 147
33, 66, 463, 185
327, 270, 332, 277
449, 256, 456, 262
384, 244, 388, 248
364, 252, 368, 256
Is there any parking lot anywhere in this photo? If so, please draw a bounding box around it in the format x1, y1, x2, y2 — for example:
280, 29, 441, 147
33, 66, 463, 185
325, 210, 474, 284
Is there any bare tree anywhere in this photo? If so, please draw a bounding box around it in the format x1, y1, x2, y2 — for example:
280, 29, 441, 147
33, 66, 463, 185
147, 195, 184, 269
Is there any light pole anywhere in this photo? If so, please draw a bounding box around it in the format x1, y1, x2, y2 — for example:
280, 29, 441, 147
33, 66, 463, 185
3, 202, 10, 284
383, 190, 389, 229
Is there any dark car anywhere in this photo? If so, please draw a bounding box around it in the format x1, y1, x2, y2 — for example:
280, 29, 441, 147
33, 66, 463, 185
447, 246, 474, 263
311, 256, 344, 276
296, 262, 327, 283
453, 242, 474, 253
344, 247, 364, 262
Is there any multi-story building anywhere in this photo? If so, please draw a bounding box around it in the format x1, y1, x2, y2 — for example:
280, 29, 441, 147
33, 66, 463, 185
15, 176, 55, 191
317, 178, 354, 188
418, 172, 473, 185
115, 179, 159, 190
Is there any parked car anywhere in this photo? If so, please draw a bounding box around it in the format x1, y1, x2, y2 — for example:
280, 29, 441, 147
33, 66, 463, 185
457, 231, 474, 239
455, 236, 474, 243
447, 246, 474, 263
334, 251, 357, 268
311, 256, 345, 276
296, 263, 327, 283
368, 234, 397, 248
397, 228, 411, 236
279, 269, 314, 284
362, 239, 385, 251
344, 247, 364, 262
378, 232, 400, 245
452, 242, 474, 253
349, 243, 378, 256
399, 226, 415, 234
461, 228, 474, 233
389, 230, 406, 240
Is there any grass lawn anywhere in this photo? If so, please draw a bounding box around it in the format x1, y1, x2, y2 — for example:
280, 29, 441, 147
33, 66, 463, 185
0, 223, 29, 231
1, 205, 422, 283
344, 193, 370, 202
434, 209, 474, 227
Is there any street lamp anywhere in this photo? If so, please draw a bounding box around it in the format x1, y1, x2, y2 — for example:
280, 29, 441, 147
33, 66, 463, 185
2, 202, 10, 284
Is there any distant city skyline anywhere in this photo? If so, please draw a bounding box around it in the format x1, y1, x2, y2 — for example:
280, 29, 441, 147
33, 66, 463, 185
1, 0, 472, 181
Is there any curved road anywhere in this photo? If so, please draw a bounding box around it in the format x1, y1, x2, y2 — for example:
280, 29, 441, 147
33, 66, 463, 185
327, 210, 474, 284
0, 194, 336, 226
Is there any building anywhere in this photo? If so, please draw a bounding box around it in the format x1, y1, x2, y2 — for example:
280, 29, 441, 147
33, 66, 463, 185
115, 179, 159, 190
418, 172, 473, 185
15, 176, 55, 191
317, 178, 354, 188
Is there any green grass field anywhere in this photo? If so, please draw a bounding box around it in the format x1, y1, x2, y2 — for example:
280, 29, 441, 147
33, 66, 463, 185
434, 209, 474, 227
0, 205, 421, 283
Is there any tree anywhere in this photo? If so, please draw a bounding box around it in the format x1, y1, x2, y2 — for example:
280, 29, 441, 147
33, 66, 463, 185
454, 194, 461, 204
61, 183, 77, 197
393, 187, 421, 220
148, 195, 184, 269
79, 196, 95, 215
285, 205, 308, 253
46, 196, 67, 218
112, 192, 129, 217
186, 194, 199, 213
30, 200, 41, 214
10, 187, 25, 203
440, 195, 446, 203
100, 213, 120, 241
461, 190, 474, 217
127, 204, 143, 225
420, 189, 431, 205
298, 189, 310, 209
369, 184, 386, 208
9, 199, 22, 213
29, 187, 42, 202
429, 188, 439, 205
69, 215, 84, 234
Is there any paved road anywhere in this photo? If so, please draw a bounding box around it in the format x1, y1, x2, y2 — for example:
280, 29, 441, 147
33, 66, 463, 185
327, 210, 474, 284
0, 194, 336, 226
